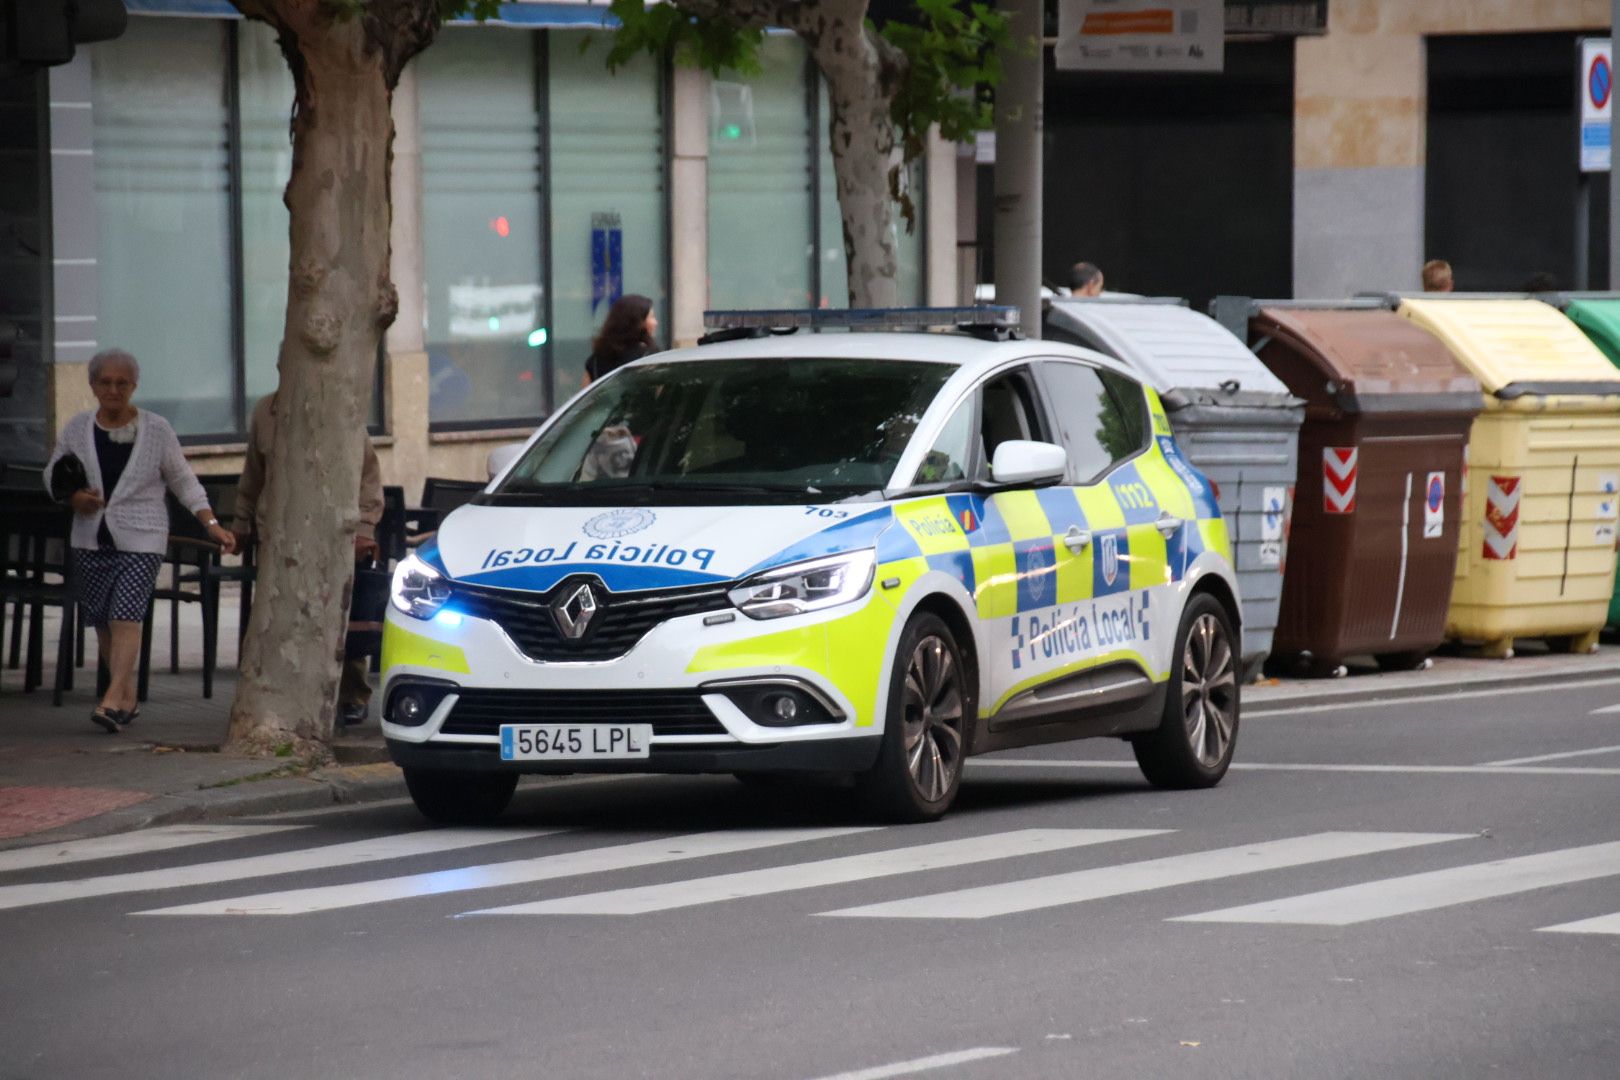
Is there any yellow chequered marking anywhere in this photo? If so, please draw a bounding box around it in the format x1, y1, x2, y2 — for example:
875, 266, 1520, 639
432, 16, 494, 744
1076, 485, 1127, 530
1134, 450, 1197, 520
1126, 524, 1171, 590
994, 490, 1055, 541
971, 545, 1020, 619
1198, 517, 1232, 561
381, 621, 471, 675
894, 496, 971, 556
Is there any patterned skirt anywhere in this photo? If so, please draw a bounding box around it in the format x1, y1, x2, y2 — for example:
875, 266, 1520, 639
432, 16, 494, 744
74, 548, 163, 627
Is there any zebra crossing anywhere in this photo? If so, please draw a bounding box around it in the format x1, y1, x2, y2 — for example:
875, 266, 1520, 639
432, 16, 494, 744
3, 822, 1618, 935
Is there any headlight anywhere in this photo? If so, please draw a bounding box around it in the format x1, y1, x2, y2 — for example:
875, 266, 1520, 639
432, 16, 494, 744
390, 553, 452, 620
727, 550, 876, 620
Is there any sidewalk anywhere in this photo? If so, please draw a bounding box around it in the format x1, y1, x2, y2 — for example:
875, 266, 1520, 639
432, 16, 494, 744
3, 588, 1617, 849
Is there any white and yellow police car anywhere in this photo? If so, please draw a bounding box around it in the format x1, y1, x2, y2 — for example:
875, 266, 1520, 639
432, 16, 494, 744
383, 308, 1243, 823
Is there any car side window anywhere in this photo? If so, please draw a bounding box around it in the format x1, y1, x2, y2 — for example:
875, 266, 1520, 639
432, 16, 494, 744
912, 397, 976, 487
1039, 361, 1143, 484
1099, 368, 1150, 456
978, 367, 1048, 475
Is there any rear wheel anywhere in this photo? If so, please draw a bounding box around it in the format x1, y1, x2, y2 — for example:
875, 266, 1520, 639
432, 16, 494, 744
403, 768, 518, 824
1133, 594, 1239, 789
857, 612, 971, 822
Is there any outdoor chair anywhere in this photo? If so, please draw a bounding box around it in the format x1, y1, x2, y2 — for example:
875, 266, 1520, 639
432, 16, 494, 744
0, 490, 78, 704
407, 476, 484, 538
140, 488, 238, 701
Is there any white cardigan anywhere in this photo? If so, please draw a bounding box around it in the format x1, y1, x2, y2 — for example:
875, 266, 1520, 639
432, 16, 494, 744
44, 409, 212, 554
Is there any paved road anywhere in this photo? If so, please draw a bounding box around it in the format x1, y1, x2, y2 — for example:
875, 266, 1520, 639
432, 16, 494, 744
3, 674, 1619, 1080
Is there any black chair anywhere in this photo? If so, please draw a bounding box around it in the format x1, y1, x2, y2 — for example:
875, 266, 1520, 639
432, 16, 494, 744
378, 484, 408, 565
0, 490, 77, 704
407, 476, 484, 537
140, 489, 236, 700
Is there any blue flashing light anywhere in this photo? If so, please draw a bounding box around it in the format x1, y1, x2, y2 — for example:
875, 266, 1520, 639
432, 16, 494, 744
527, 327, 548, 348
702, 306, 1020, 332
434, 610, 464, 628
487, 316, 501, 332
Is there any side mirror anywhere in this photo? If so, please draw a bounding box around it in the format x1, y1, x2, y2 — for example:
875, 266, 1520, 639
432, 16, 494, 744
989, 440, 1068, 486
486, 443, 525, 481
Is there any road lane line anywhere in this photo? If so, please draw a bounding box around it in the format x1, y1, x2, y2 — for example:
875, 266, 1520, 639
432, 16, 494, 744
1480, 744, 1620, 766
469, 829, 1166, 916
808, 1047, 1019, 1080
1242, 676, 1620, 718
0, 825, 305, 874
1590, 703, 1620, 715
0, 828, 553, 912
968, 759, 1620, 777
1173, 841, 1620, 926
819, 832, 1468, 920
1538, 912, 1620, 935
137, 827, 879, 916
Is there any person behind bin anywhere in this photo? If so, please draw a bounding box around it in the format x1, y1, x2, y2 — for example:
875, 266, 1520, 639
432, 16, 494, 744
1069, 262, 1105, 297
1421, 259, 1454, 292
234, 390, 383, 727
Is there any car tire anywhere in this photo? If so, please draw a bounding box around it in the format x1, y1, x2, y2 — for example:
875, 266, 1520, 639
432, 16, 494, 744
1132, 593, 1240, 789
856, 611, 972, 823
404, 768, 518, 824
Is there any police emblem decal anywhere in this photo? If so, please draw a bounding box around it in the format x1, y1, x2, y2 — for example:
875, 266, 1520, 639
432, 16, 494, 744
1099, 533, 1119, 587
583, 507, 656, 540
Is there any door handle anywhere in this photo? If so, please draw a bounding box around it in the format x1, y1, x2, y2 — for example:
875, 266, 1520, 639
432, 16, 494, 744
1154, 513, 1184, 537
1063, 526, 1092, 553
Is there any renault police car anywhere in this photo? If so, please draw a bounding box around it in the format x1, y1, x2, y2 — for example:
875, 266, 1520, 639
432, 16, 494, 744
383, 307, 1243, 823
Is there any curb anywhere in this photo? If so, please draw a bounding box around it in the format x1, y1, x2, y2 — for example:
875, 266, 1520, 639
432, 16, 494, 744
1245, 659, 1620, 711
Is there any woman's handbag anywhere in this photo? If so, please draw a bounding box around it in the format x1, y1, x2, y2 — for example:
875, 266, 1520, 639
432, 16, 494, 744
49, 453, 89, 503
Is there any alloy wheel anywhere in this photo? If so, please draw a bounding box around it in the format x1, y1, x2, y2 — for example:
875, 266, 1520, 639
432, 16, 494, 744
901, 635, 965, 802
1181, 612, 1237, 767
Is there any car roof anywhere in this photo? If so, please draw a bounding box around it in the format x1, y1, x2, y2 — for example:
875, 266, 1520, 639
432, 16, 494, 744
629, 331, 1141, 383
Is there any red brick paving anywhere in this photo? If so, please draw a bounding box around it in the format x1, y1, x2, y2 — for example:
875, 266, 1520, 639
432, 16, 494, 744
0, 786, 152, 839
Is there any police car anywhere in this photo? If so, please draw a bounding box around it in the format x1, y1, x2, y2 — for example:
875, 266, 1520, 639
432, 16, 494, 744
383, 307, 1243, 823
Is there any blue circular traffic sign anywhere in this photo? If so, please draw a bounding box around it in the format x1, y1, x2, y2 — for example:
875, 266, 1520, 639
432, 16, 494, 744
1591, 54, 1612, 110
1426, 474, 1444, 513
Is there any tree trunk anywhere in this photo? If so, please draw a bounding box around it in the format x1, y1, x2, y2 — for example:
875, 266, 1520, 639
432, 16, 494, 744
225, 7, 407, 759
812, 28, 902, 309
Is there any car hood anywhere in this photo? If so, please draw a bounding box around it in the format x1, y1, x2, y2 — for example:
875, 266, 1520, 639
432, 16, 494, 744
429, 503, 896, 594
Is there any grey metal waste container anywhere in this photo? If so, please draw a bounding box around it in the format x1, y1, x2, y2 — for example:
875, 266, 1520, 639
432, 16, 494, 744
1046, 297, 1304, 677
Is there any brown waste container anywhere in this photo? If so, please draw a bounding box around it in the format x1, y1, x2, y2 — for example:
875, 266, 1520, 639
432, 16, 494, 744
1245, 302, 1485, 673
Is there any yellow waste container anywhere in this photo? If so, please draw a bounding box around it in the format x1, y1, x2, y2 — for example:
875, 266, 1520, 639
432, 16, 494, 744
1397, 297, 1620, 657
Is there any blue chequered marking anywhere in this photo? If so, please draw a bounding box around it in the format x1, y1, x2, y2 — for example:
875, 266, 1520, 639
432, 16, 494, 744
1035, 487, 1089, 534
1014, 538, 1058, 612
1157, 435, 1221, 520
1163, 515, 1205, 582
925, 549, 977, 595
1092, 529, 1131, 596
1107, 463, 1163, 526
743, 507, 896, 576
948, 492, 1011, 547
875, 518, 925, 563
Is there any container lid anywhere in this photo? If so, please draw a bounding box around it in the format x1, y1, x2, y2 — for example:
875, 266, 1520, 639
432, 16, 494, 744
1045, 297, 1296, 409
1398, 298, 1620, 399
1561, 297, 1620, 370
1251, 306, 1483, 415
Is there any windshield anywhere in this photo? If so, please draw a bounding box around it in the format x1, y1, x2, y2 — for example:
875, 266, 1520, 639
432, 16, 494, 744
491, 357, 956, 505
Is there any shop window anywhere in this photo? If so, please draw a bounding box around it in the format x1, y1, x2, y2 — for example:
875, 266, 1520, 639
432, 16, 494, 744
547, 32, 668, 397
418, 27, 547, 428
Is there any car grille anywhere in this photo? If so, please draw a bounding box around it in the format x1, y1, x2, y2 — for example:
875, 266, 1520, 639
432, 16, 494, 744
439, 688, 729, 738
448, 579, 733, 662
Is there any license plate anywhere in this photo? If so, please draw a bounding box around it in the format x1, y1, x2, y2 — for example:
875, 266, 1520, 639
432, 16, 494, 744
499, 724, 652, 761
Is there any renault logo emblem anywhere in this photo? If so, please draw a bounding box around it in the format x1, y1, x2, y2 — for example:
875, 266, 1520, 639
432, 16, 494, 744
551, 582, 598, 640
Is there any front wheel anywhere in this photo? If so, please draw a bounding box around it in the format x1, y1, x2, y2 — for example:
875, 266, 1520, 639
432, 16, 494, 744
404, 768, 518, 824
856, 612, 972, 822
1132, 594, 1240, 789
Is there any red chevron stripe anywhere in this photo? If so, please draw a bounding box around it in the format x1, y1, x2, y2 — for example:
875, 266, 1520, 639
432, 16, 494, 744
1485, 505, 1519, 535
1325, 470, 1356, 498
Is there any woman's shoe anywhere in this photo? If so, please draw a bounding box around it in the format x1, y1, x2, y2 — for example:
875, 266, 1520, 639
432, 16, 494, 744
90, 707, 121, 734
115, 708, 139, 727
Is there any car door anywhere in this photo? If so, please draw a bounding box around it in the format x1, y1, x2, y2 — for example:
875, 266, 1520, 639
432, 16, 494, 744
1031, 358, 1181, 683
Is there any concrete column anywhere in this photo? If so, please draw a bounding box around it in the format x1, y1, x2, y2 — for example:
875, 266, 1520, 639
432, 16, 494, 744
924, 125, 958, 307
46, 54, 99, 443
385, 64, 429, 494
1292, 28, 1426, 297
993, 0, 1043, 336
670, 65, 709, 347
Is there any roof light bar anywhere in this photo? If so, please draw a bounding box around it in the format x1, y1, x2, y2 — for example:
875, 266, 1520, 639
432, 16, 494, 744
702, 306, 1021, 331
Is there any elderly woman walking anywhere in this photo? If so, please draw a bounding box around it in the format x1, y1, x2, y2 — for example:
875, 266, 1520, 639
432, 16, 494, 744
45, 348, 236, 732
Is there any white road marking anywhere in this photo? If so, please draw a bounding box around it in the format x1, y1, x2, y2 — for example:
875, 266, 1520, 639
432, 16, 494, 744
1480, 744, 1620, 766
819, 832, 1467, 920
1588, 703, 1620, 714
1537, 912, 1620, 936
807, 1047, 1019, 1080
1173, 841, 1620, 926
1242, 676, 1620, 718
969, 759, 1620, 777
0, 825, 304, 874
0, 828, 552, 912
138, 827, 878, 916
469, 829, 1165, 916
